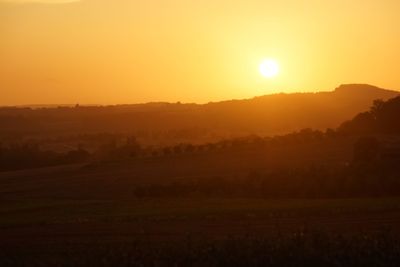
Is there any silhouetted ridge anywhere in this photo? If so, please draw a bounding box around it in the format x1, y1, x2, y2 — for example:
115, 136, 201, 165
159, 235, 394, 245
0, 84, 398, 141
334, 84, 397, 96
335, 84, 381, 92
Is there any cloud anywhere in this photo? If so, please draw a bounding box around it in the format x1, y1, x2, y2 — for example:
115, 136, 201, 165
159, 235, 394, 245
1, 0, 80, 4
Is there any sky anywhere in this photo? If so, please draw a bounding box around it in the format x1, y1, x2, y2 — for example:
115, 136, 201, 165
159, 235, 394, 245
1, 0, 400, 105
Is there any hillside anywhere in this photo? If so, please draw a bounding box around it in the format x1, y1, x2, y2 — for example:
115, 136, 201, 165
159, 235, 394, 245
0, 84, 398, 144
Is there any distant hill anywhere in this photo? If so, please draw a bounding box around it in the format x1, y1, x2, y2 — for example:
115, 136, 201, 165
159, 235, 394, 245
0, 84, 398, 143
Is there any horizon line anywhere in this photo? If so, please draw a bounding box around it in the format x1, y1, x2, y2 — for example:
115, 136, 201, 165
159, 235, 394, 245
1, 84, 398, 108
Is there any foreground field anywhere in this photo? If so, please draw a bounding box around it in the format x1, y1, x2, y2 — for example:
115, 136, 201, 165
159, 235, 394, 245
1, 197, 400, 266
0, 153, 399, 266
1, 230, 399, 267
1, 197, 400, 242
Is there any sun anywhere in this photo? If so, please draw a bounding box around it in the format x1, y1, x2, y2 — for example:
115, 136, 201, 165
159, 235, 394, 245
259, 59, 280, 78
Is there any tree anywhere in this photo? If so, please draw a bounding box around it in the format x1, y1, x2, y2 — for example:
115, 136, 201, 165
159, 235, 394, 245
64, 148, 90, 163
374, 96, 400, 134
339, 112, 375, 134
173, 145, 182, 154
163, 147, 172, 156
353, 136, 380, 163
370, 99, 385, 119
338, 96, 400, 135
184, 144, 195, 153
125, 136, 141, 157
325, 128, 336, 138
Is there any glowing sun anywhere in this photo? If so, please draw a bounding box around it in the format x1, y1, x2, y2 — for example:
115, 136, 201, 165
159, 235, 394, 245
259, 59, 280, 78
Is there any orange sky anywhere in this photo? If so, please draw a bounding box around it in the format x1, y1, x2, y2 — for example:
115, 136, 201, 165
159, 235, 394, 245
1, 0, 400, 105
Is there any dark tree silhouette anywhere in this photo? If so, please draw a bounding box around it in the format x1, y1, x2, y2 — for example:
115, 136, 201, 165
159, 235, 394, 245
353, 136, 380, 163
339, 112, 375, 134
339, 96, 400, 135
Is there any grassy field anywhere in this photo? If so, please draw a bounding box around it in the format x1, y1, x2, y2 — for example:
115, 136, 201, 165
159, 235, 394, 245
1, 197, 400, 266
2, 197, 400, 241
1, 150, 400, 266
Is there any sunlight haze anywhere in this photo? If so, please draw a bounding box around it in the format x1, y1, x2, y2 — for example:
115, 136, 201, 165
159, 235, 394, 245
1, 0, 400, 105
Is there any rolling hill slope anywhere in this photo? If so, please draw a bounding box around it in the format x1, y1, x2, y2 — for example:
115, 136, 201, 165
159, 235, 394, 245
0, 84, 398, 142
